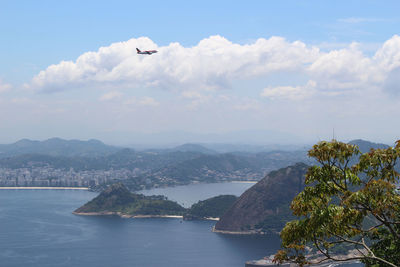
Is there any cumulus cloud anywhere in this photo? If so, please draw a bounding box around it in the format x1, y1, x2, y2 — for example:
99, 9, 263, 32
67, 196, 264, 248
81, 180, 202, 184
307, 43, 381, 91
27, 36, 319, 93
26, 34, 400, 102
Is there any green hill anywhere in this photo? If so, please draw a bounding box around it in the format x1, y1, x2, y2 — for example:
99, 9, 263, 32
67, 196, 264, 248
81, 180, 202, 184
214, 163, 308, 233
74, 183, 186, 216
184, 195, 237, 220
74, 183, 239, 220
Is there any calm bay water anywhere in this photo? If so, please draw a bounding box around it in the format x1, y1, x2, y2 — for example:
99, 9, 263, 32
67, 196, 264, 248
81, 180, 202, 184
138, 181, 256, 207
0, 183, 279, 267
0, 183, 363, 267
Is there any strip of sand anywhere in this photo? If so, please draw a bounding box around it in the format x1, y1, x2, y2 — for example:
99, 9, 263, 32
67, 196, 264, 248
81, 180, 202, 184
204, 217, 220, 221
73, 211, 183, 219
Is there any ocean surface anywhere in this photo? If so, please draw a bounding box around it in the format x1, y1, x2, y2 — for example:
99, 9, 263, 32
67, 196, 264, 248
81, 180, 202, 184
0, 183, 363, 267
138, 181, 257, 207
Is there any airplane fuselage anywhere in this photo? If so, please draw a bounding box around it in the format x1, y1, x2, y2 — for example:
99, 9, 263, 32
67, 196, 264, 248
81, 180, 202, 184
136, 48, 157, 55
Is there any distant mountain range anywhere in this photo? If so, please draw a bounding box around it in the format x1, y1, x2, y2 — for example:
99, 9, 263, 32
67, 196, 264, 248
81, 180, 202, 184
0, 138, 119, 158
0, 138, 391, 190
348, 139, 390, 153
168, 143, 217, 154
0, 137, 390, 157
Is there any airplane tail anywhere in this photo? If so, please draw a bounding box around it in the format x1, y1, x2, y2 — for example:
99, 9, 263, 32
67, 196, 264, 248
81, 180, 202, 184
136, 48, 141, 53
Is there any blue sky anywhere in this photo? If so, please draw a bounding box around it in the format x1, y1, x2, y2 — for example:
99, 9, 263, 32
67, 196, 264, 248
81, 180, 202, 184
2, 0, 399, 82
1, 1, 400, 145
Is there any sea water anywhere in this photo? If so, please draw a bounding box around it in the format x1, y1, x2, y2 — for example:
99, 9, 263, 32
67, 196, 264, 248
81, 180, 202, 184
0, 183, 363, 267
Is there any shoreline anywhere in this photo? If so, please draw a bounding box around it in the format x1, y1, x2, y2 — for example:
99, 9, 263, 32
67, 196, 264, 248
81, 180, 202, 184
212, 226, 265, 235
73, 211, 220, 221
0, 187, 89, 190
73, 211, 184, 219
230, 181, 257, 184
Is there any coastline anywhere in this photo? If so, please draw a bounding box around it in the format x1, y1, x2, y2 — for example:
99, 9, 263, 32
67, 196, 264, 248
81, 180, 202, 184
73, 211, 220, 221
212, 226, 264, 235
0, 187, 89, 190
73, 211, 184, 219
230, 181, 257, 184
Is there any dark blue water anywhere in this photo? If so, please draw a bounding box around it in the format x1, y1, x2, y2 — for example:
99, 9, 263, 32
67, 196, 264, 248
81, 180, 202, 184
0, 188, 280, 267
0, 185, 364, 267
139, 181, 256, 207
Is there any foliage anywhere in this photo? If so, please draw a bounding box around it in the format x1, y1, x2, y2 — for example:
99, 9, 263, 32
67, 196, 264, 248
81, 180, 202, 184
184, 195, 237, 219
363, 221, 400, 266
254, 205, 296, 233
274, 140, 400, 267
75, 183, 186, 216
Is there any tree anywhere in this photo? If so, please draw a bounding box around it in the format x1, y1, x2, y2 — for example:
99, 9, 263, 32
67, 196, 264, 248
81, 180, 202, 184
274, 140, 400, 267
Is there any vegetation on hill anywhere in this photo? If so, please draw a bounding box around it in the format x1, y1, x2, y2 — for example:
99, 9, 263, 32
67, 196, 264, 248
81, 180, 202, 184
74, 183, 186, 216
75, 183, 237, 219
214, 163, 308, 233
184, 195, 238, 220
274, 140, 400, 267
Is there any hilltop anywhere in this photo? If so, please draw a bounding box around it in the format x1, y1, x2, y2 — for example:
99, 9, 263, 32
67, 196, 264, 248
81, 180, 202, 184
74, 183, 186, 217
348, 139, 390, 153
0, 138, 119, 158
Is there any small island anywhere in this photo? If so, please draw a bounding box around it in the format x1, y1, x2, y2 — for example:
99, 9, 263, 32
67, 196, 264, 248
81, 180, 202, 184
73, 183, 237, 220
73, 183, 186, 218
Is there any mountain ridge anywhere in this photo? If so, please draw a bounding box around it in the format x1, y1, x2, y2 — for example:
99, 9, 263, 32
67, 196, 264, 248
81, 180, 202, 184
0, 138, 119, 158
214, 163, 308, 233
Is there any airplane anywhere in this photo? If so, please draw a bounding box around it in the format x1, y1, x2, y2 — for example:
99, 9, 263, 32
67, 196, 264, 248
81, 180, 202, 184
136, 48, 158, 55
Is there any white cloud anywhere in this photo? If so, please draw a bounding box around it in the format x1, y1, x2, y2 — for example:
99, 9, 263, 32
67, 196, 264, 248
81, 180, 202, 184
0, 80, 11, 93
27, 36, 319, 93
307, 43, 381, 91
374, 35, 400, 71
25, 34, 400, 103
261, 80, 317, 100
99, 91, 123, 101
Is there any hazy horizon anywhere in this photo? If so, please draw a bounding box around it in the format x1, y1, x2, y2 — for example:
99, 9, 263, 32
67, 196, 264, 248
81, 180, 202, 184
0, 133, 395, 150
